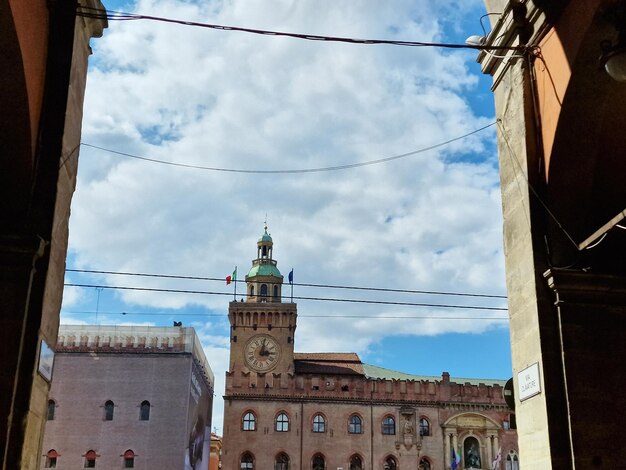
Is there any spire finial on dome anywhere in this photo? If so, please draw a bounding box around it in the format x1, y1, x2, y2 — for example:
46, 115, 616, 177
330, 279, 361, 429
264, 214, 269, 234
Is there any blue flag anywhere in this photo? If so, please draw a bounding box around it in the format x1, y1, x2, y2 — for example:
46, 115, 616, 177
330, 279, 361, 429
451, 448, 458, 470
288, 269, 294, 284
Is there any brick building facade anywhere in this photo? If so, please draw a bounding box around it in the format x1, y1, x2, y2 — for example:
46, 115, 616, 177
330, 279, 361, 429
222, 229, 517, 470
41, 325, 214, 470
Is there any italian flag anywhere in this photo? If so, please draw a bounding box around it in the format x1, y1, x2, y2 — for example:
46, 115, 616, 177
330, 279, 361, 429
226, 267, 237, 285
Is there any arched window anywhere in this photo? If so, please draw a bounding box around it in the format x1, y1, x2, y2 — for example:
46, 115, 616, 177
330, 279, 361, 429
273, 285, 279, 300
382, 416, 395, 435
140, 401, 150, 421
419, 457, 431, 470
44, 449, 58, 468
505, 451, 519, 470
47, 400, 56, 421
275, 453, 289, 470
104, 400, 114, 421
312, 454, 325, 470
123, 450, 135, 468
349, 454, 363, 470
243, 411, 256, 431
261, 284, 268, 299
249, 285, 254, 297
241, 452, 254, 469
276, 412, 289, 432
383, 456, 397, 470
84, 450, 97, 468
312, 414, 326, 433
419, 417, 430, 436
348, 414, 362, 434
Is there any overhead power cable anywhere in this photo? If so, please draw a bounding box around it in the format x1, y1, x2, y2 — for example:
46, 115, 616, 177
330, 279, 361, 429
81, 122, 496, 174
66, 268, 507, 299
62, 309, 508, 321
64, 283, 508, 311
76, 6, 527, 53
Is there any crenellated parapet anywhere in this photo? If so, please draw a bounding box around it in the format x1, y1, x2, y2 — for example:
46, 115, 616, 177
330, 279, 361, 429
225, 368, 509, 410
56, 325, 214, 386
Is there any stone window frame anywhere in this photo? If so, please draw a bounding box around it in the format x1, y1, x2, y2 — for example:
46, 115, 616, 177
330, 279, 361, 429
418, 456, 432, 470
312, 413, 326, 433
348, 413, 363, 434
44, 449, 58, 468
312, 452, 326, 470
381, 415, 395, 435
47, 399, 56, 421
275, 452, 290, 470
139, 400, 151, 421
123, 449, 136, 468
104, 400, 115, 421
83, 450, 97, 468
419, 417, 430, 436
241, 451, 255, 469
242, 410, 257, 431
349, 453, 364, 470
383, 455, 398, 470
506, 450, 520, 470
275, 411, 290, 432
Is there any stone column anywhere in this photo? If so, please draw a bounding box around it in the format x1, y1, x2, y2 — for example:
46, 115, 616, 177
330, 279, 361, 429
493, 434, 500, 469
444, 432, 450, 469
486, 435, 493, 467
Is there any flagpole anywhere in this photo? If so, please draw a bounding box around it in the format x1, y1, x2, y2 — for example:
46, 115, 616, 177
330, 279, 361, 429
233, 266, 237, 301
290, 269, 293, 302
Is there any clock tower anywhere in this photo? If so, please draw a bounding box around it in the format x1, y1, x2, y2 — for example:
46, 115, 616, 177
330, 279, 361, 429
226, 226, 297, 386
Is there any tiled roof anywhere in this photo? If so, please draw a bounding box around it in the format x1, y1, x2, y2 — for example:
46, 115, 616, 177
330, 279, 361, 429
292, 353, 508, 386
294, 352, 364, 375
362, 363, 508, 386
362, 364, 441, 382
294, 352, 361, 361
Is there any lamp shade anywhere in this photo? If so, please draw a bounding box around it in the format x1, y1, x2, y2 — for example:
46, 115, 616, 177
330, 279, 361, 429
605, 48, 626, 82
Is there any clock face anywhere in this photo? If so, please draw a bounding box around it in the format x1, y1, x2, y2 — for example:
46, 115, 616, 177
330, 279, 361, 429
245, 335, 281, 372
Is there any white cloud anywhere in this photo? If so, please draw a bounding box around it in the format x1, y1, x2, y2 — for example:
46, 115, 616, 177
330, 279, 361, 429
69, 0, 504, 434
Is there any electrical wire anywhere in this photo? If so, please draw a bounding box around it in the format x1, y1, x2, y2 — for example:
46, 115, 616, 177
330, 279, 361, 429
76, 6, 528, 53
496, 119, 580, 250
584, 232, 608, 250
59, 143, 82, 169
65, 268, 507, 299
62, 309, 508, 321
64, 283, 507, 311
81, 122, 496, 174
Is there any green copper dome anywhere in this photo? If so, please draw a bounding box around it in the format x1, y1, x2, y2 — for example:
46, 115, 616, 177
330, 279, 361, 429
259, 232, 273, 243
247, 263, 283, 278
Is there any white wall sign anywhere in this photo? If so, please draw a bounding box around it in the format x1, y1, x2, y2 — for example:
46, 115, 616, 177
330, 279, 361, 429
518, 362, 541, 401
38, 339, 55, 382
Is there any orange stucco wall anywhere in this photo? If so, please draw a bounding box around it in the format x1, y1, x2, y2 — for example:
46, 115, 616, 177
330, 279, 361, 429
533, 0, 604, 180
8, 0, 49, 153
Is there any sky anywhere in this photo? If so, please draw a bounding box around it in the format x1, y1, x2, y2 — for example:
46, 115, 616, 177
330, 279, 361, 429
62, 0, 511, 434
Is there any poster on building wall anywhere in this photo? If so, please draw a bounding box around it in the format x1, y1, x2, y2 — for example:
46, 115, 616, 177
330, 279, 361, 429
184, 361, 213, 470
